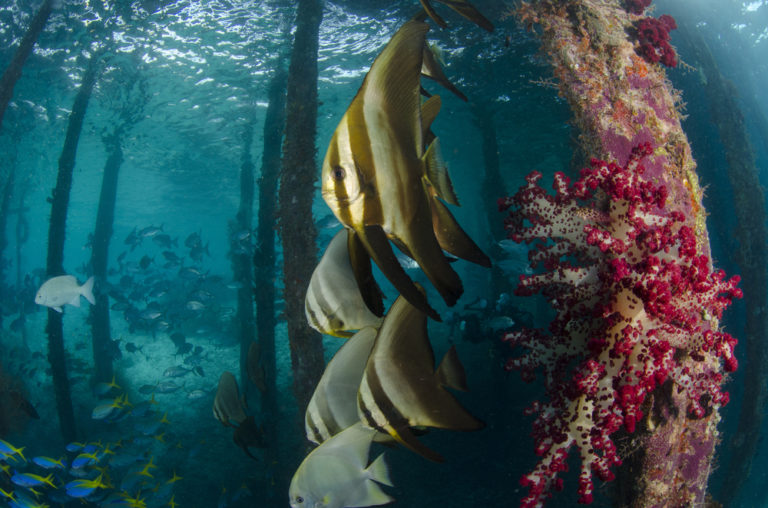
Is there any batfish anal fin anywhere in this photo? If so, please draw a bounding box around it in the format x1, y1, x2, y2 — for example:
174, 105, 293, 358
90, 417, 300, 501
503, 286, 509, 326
360, 225, 441, 322
391, 425, 444, 463
347, 229, 385, 318
430, 198, 491, 267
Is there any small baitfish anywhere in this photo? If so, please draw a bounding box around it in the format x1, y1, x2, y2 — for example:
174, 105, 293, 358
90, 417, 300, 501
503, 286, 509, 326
10, 472, 56, 489
65, 473, 106, 498
35, 275, 95, 312
32, 456, 66, 470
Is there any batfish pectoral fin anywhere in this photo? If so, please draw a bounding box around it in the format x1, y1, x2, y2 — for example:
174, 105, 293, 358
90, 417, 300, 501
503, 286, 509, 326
347, 229, 385, 318
359, 225, 441, 322
419, 0, 448, 28
430, 197, 491, 267
390, 425, 444, 463
435, 0, 495, 32
436, 345, 468, 391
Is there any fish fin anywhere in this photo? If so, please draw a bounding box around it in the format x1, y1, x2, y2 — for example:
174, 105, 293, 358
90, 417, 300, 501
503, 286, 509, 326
433, 0, 495, 32
366, 452, 393, 487
422, 46, 468, 102
436, 345, 468, 391
53, 306, 63, 313
347, 230, 385, 318
391, 426, 444, 462
81, 276, 96, 305
364, 20, 428, 157
361, 481, 395, 507
359, 225, 440, 321
69, 293, 81, 307
419, 0, 448, 28
430, 198, 491, 267
419, 85, 432, 99
420, 95, 441, 140
423, 139, 460, 206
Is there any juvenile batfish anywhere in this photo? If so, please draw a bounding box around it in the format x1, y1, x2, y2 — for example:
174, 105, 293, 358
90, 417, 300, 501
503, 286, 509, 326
212, 371, 246, 427
289, 422, 393, 508
305, 327, 377, 445
357, 288, 484, 462
35, 275, 95, 312
305, 229, 384, 337
322, 20, 489, 320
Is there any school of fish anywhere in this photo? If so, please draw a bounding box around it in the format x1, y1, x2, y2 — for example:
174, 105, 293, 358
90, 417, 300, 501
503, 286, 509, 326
295, 3, 493, 506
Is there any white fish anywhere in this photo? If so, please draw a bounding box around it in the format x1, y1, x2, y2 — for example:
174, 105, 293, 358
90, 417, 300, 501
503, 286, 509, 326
305, 327, 377, 445
35, 275, 95, 312
289, 422, 393, 508
305, 229, 384, 338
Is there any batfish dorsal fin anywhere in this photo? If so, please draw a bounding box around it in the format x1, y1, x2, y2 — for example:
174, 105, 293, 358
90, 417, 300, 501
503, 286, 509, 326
421, 95, 442, 136
423, 138, 460, 206
422, 45, 468, 102
361, 20, 429, 159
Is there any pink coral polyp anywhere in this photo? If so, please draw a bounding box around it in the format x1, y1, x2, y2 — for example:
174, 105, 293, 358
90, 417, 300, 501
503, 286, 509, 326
499, 144, 741, 506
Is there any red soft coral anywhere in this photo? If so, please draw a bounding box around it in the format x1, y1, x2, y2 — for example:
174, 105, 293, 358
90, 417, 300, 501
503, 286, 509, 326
499, 144, 741, 506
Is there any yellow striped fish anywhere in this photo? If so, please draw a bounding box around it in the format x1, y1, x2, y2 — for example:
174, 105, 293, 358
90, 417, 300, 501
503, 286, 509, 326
321, 20, 489, 321
356, 289, 484, 462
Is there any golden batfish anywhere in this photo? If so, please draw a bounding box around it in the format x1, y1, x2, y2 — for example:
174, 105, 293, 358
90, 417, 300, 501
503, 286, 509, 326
357, 289, 484, 462
305, 229, 384, 338
321, 20, 489, 321
212, 371, 246, 427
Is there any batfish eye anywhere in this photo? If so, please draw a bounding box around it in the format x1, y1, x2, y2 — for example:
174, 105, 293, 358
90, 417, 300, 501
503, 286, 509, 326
331, 166, 345, 181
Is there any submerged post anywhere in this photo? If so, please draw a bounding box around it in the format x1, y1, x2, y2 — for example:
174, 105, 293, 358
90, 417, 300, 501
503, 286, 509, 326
232, 121, 256, 397
0, 0, 54, 130
255, 66, 287, 505
278, 0, 324, 414
503, 1, 741, 505
89, 133, 123, 384
679, 25, 768, 503
45, 54, 100, 441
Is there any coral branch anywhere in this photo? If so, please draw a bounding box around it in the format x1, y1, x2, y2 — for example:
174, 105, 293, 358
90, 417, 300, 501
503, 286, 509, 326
500, 145, 741, 506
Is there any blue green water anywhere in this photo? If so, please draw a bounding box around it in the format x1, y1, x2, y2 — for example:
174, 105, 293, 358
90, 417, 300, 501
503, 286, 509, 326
0, 0, 766, 506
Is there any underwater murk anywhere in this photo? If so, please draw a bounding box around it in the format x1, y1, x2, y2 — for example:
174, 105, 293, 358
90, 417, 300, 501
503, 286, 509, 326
0, 0, 766, 507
